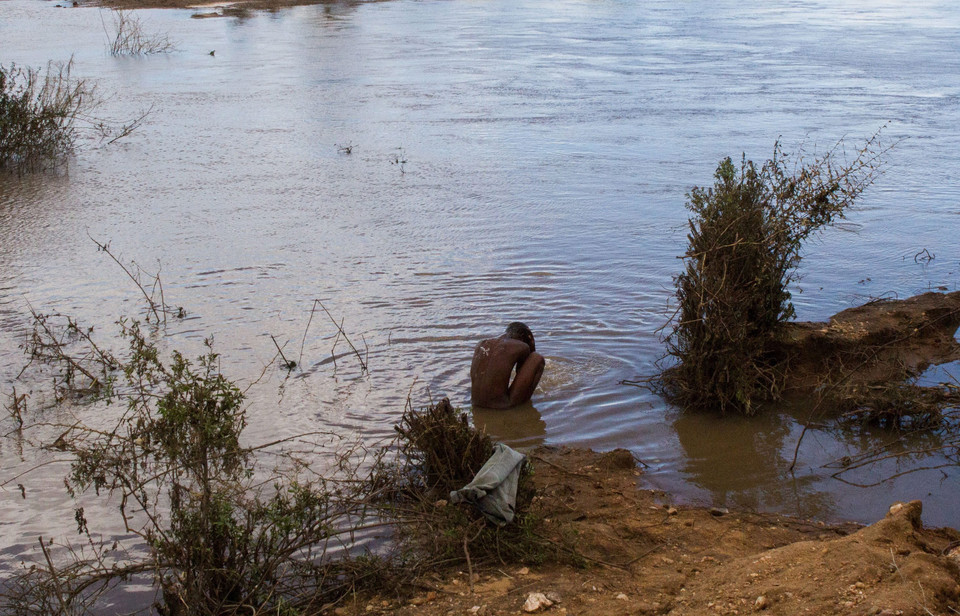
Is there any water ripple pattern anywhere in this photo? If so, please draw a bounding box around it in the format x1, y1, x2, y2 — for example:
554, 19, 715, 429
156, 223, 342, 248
0, 0, 959, 564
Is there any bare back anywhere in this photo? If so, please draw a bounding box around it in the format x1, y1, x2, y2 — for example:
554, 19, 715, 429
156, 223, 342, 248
470, 336, 544, 409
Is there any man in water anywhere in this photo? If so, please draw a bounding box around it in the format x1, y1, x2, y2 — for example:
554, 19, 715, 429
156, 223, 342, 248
470, 322, 545, 409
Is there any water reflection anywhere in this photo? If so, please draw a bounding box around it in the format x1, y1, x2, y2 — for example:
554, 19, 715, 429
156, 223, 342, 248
673, 411, 837, 520
471, 402, 546, 449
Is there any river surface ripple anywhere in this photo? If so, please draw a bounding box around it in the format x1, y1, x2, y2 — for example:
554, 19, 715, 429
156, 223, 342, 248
1, 0, 959, 573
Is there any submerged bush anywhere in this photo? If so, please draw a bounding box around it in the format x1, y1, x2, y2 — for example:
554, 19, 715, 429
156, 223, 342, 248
3, 316, 389, 615
0, 61, 86, 172
661, 133, 887, 415
0, 59, 148, 173
105, 10, 175, 56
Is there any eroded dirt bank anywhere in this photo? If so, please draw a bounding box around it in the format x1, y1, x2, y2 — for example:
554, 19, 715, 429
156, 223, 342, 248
778, 290, 960, 392
344, 447, 959, 616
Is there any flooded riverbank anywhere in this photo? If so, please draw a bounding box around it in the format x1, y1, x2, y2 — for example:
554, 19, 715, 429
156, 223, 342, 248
2, 0, 959, 564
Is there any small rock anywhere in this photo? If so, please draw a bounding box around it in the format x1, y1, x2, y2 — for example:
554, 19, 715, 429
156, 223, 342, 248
616, 593, 629, 600
467, 605, 487, 615
545, 591, 562, 603
667, 506, 679, 515
523, 592, 553, 613
518, 566, 530, 575
709, 507, 728, 516
435, 499, 448, 507
755, 595, 769, 610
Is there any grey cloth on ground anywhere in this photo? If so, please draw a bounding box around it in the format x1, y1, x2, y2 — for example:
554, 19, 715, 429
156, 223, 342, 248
449, 443, 526, 526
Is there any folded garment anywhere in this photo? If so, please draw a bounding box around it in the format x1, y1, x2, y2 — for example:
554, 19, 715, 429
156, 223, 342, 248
449, 443, 526, 526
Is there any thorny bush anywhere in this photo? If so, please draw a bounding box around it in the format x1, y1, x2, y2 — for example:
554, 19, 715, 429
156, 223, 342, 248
661, 132, 889, 415
386, 398, 542, 573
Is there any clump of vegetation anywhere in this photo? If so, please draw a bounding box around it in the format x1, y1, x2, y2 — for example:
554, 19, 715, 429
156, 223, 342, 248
0, 60, 149, 173
3, 316, 391, 615
395, 397, 495, 494
104, 10, 175, 56
0, 61, 86, 172
661, 132, 888, 415
387, 398, 541, 575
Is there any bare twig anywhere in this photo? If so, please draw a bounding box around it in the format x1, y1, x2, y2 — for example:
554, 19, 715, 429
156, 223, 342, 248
270, 335, 296, 370
299, 299, 368, 372
89, 235, 163, 323
40, 536, 70, 614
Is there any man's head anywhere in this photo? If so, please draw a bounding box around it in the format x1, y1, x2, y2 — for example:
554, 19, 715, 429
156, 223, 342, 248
505, 321, 535, 350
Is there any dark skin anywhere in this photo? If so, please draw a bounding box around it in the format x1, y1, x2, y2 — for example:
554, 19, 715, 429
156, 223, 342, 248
470, 331, 545, 409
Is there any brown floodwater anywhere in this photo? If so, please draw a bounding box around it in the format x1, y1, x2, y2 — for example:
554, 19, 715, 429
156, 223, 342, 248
1, 0, 959, 585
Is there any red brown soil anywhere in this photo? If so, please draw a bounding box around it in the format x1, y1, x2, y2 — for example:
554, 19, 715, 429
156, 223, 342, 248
326, 294, 960, 616
778, 290, 960, 391
334, 447, 960, 616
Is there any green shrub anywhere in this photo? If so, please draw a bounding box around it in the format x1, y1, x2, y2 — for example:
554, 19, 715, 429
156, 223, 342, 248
4, 317, 387, 615
1, 59, 149, 174
0, 61, 86, 172
661, 135, 887, 415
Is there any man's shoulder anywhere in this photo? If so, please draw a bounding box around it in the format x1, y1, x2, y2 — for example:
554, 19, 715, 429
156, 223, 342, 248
484, 337, 529, 354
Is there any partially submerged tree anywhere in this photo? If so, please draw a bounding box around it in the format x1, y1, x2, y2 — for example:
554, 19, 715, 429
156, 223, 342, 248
3, 316, 389, 615
104, 10, 176, 56
661, 132, 888, 415
0, 61, 85, 172
0, 59, 148, 173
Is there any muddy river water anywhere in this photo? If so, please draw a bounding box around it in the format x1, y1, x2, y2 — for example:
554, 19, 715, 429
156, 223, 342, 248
1, 0, 959, 568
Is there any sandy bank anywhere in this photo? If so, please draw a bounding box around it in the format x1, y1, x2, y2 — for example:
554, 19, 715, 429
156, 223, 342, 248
348, 446, 960, 616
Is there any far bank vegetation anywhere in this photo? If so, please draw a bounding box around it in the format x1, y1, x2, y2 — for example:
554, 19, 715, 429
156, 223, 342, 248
104, 9, 175, 56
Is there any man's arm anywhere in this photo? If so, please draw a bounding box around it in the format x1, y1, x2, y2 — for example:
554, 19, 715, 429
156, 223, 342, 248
508, 348, 545, 407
